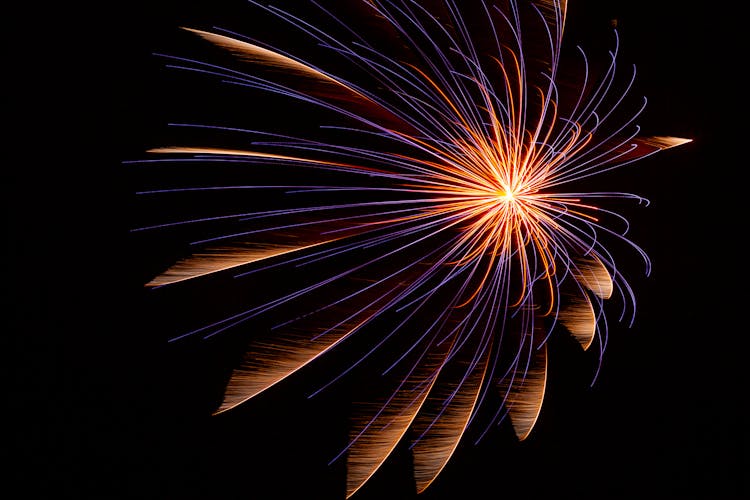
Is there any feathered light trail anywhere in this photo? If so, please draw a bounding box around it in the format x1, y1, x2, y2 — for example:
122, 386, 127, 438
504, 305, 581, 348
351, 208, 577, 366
132, 0, 689, 496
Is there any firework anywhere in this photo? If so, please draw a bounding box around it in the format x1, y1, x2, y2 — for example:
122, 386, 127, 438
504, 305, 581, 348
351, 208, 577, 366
134, 1, 689, 496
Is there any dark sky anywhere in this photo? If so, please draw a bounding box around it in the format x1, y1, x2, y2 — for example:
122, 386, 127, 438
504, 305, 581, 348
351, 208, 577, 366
8, 1, 744, 499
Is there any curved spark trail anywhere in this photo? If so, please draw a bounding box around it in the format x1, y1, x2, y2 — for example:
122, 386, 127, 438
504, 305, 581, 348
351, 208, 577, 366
132, 1, 689, 497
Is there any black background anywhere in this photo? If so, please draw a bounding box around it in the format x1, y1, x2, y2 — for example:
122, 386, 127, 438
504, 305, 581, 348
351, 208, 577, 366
8, 1, 745, 499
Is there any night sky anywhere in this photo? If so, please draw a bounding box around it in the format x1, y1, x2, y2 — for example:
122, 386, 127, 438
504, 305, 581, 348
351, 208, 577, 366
8, 1, 745, 498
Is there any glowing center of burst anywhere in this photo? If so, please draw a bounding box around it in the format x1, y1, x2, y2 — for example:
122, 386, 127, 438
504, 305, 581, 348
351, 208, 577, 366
497, 190, 515, 202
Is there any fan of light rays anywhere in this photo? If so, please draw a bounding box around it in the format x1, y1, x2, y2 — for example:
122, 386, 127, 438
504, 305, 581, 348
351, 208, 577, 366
131, 0, 690, 497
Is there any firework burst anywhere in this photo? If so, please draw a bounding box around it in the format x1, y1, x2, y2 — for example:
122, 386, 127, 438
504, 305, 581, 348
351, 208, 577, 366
133, 0, 689, 496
